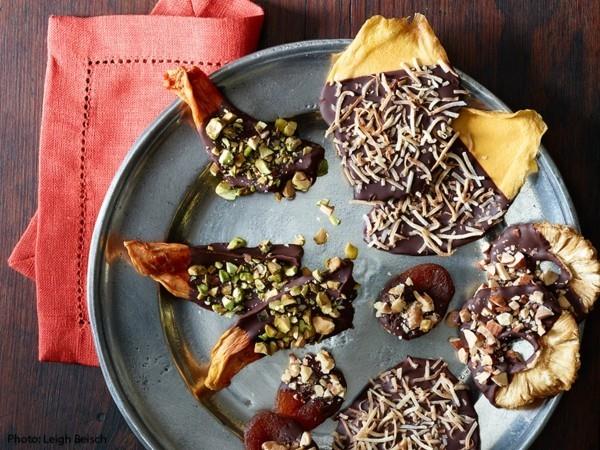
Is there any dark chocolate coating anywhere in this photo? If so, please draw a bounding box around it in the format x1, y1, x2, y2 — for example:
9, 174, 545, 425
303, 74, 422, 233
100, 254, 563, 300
334, 357, 480, 450
376, 263, 455, 339
488, 223, 586, 320
460, 284, 561, 404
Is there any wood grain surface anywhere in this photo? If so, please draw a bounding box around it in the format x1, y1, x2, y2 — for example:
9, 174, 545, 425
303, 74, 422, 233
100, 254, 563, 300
1, 1, 598, 449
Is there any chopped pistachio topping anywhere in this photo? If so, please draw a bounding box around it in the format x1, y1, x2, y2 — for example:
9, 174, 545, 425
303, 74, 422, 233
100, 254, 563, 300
293, 234, 306, 246
254, 263, 353, 355
227, 236, 247, 250
204, 111, 317, 194
344, 243, 358, 260
188, 254, 299, 317
292, 171, 312, 192
313, 228, 329, 245
215, 181, 240, 201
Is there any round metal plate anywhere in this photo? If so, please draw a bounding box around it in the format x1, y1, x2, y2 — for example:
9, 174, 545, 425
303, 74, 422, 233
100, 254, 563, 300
88, 40, 579, 450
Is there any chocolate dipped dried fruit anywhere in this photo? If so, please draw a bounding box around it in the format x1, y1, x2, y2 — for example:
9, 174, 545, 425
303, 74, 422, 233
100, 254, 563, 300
453, 284, 579, 408
275, 350, 346, 429
124, 240, 303, 315
481, 222, 600, 321
164, 66, 325, 200
204, 259, 358, 391
333, 357, 480, 450
320, 14, 547, 256
374, 263, 455, 339
244, 411, 317, 450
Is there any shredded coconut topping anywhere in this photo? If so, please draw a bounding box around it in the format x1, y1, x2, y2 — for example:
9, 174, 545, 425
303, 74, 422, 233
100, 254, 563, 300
327, 64, 466, 199
333, 358, 478, 450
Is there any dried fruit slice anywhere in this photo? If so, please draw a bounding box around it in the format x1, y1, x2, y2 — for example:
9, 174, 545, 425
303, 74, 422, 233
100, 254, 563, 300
484, 222, 600, 320
333, 357, 480, 450
165, 66, 325, 199
495, 311, 580, 408
535, 222, 600, 315
321, 14, 546, 256
244, 411, 317, 450
454, 284, 563, 405
275, 351, 347, 429
374, 263, 454, 339
124, 240, 303, 315
204, 260, 357, 391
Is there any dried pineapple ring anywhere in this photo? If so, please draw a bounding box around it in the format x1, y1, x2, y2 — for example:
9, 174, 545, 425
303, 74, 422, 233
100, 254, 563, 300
535, 222, 600, 315
495, 311, 580, 408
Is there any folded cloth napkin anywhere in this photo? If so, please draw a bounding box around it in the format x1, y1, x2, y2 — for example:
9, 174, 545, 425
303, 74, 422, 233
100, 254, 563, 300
8, 0, 264, 366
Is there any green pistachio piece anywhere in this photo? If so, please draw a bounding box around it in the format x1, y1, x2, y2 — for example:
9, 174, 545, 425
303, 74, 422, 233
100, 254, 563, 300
218, 149, 233, 166
211, 304, 226, 314
255, 279, 266, 291
280, 294, 296, 307
243, 146, 253, 157
329, 215, 341, 226
218, 270, 230, 283
205, 117, 225, 140
285, 136, 301, 152
222, 297, 235, 311
259, 145, 274, 158
215, 181, 240, 201
254, 342, 269, 355
232, 287, 243, 302
274, 315, 291, 333
225, 262, 238, 274
222, 111, 237, 123
284, 266, 298, 277
275, 118, 288, 132
254, 159, 271, 174
317, 159, 329, 176
227, 236, 247, 250
265, 324, 278, 338
208, 287, 219, 297
345, 243, 358, 260
197, 283, 209, 294
247, 135, 261, 150
214, 261, 223, 269
292, 171, 311, 192
289, 286, 303, 297
283, 121, 297, 137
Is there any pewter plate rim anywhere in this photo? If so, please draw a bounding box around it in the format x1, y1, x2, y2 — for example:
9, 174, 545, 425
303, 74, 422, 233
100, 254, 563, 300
88, 39, 579, 450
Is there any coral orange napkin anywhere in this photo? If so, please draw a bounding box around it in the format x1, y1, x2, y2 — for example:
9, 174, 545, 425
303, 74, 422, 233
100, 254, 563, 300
8, 0, 264, 366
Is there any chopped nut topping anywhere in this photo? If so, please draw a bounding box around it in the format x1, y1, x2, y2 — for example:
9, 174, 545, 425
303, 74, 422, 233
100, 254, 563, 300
374, 280, 441, 337
344, 242, 358, 260
313, 228, 329, 245
188, 248, 299, 316
204, 111, 319, 197
281, 350, 346, 405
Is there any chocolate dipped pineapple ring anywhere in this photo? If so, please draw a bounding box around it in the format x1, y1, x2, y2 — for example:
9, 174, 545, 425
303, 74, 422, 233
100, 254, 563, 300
484, 222, 600, 320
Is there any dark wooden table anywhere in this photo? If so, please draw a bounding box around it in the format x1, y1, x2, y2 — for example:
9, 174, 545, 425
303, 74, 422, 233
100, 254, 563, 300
1, 1, 598, 449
